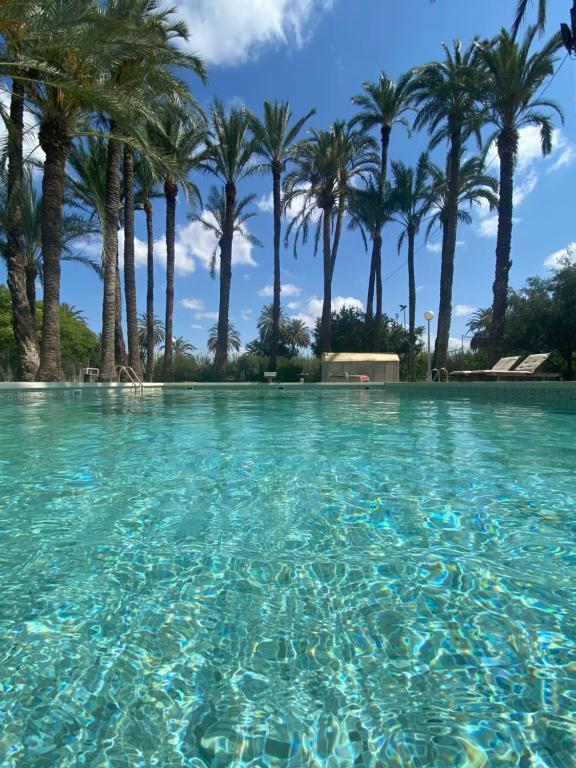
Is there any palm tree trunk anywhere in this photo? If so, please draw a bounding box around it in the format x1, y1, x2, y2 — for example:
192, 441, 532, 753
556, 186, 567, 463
320, 208, 333, 354
365, 123, 391, 323
215, 182, 236, 378
373, 234, 383, 351
100, 130, 122, 381
115, 249, 126, 368
433, 130, 462, 370
161, 177, 177, 381
329, 194, 344, 281
407, 224, 416, 382
488, 129, 516, 363
25, 265, 37, 326
366, 242, 376, 321
5, 79, 39, 380
122, 145, 142, 377
270, 164, 282, 370
145, 199, 155, 381
37, 117, 72, 381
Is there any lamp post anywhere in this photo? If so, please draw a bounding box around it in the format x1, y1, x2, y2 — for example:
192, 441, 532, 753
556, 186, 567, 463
424, 310, 434, 381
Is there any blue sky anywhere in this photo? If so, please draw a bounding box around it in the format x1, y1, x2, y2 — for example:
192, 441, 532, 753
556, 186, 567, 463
3, 0, 574, 354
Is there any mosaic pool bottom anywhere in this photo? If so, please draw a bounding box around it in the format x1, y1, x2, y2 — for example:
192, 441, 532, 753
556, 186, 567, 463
1, 389, 575, 766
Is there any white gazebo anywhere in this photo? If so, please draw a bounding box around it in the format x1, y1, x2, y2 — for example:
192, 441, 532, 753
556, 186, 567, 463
321, 352, 400, 383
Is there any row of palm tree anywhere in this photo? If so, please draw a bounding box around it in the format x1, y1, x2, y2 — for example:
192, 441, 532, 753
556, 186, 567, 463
0, 1, 566, 383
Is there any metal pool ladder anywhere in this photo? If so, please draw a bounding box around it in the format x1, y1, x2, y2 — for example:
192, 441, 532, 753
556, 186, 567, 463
116, 365, 144, 395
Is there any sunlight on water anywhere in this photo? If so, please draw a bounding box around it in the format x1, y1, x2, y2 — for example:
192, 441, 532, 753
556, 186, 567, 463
0, 389, 575, 766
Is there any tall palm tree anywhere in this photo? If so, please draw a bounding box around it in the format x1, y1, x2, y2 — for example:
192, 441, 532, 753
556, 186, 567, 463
200, 100, 256, 378
409, 39, 484, 370
248, 101, 314, 369
97, 2, 206, 382
283, 318, 310, 357
285, 123, 374, 354
284, 130, 338, 355
153, 101, 205, 381
0, 0, 40, 380
388, 155, 434, 380
207, 321, 241, 356
188, 186, 262, 278
426, 155, 499, 365
68, 137, 128, 367
134, 150, 163, 380
347, 177, 391, 347
478, 27, 562, 361
351, 70, 413, 318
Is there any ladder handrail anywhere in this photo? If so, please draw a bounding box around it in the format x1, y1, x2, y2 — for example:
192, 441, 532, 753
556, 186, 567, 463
115, 365, 144, 393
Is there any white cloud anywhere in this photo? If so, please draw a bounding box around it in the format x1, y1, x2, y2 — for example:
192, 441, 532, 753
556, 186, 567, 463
287, 301, 301, 310
453, 304, 476, 317
512, 169, 538, 206
544, 242, 576, 270
256, 193, 274, 213
258, 282, 301, 297
181, 298, 204, 311
475, 215, 499, 239
240, 309, 253, 320
291, 295, 364, 329
548, 145, 576, 173
175, 0, 334, 65
426, 242, 442, 254
191, 324, 203, 330
194, 311, 219, 320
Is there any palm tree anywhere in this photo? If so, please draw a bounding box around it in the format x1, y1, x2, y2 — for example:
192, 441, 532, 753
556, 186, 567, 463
200, 100, 256, 378
207, 321, 241, 356
283, 318, 310, 357
284, 129, 338, 355
153, 101, 205, 381
351, 70, 413, 318
248, 101, 314, 369
285, 123, 374, 354
134, 150, 163, 381
189, 186, 262, 277
389, 154, 433, 380
0, 0, 41, 380
68, 137, 128, 368
347, 177, 391, 347
97, 2, 206, 383
409, 39, 484, 370
137, 312, 164, 369
1, 170, 99, 323
478, 27, 563, 361
256, 303, 288, 343
513, 0, 547, 37
172, 337, 196, 359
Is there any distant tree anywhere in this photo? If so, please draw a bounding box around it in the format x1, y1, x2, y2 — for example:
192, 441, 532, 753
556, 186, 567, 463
171, 337, 196, 359
283, 318, 311, 357
207, 321, 241, 356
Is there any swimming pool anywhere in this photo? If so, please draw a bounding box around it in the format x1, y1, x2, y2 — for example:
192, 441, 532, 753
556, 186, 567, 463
1, 388, 575, 767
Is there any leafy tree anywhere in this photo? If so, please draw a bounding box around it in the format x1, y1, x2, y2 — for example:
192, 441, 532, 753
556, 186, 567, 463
201, 100, 256, 377
478, 27, 562, 361
137, 313, 164, 372
311, 305, 422, 359
169, 336, 195, 359
249, 100, 314, 369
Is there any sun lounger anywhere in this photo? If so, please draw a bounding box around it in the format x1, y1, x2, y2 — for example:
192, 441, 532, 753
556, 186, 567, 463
329, 372, 370, 382
485, 353, 559, 380
449, 356, 520, 381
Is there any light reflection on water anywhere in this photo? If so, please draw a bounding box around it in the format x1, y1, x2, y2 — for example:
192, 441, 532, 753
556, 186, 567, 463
0, 389, 575, 767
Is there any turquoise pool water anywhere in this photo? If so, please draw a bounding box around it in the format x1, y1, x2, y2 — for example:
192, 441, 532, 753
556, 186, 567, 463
1, 388, 575, 767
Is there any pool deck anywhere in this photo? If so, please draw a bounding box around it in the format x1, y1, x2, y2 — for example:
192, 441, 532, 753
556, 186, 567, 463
1, 379, 576, 404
